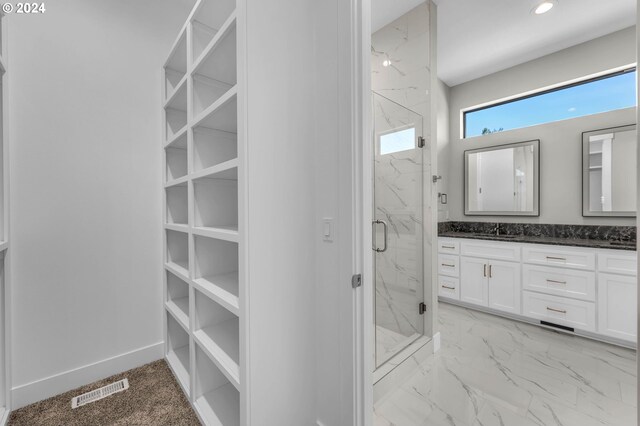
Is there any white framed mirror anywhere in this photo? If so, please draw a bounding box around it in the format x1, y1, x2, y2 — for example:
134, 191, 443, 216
464, 140, 540, 216
582, 124, 637, 217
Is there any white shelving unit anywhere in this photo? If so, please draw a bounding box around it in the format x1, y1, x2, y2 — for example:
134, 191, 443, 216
162, 0, 244, 424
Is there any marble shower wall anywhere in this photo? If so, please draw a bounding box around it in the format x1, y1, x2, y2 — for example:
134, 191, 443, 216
372, 2, 433, 367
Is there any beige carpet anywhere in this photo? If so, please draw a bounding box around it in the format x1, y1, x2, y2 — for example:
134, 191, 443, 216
9, 360, 200, 425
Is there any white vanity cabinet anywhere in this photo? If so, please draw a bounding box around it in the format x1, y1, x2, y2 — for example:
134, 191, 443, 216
441, 238, 522, 315
438, 237, 638, 346
597, 250, 637, 341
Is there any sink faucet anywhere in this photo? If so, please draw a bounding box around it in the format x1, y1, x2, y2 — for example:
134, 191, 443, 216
493, 223, 501, 236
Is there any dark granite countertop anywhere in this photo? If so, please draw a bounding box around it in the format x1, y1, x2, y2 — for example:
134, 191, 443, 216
439, 232, 637, 251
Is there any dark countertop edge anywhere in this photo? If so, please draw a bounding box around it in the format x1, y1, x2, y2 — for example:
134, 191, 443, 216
439, 232, 637, 251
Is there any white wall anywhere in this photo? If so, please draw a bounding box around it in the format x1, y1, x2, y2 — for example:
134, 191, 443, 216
6, 0, 193, 407
444, 26, 636, 225
245, 0, 358, 424
436, 79, 450, 221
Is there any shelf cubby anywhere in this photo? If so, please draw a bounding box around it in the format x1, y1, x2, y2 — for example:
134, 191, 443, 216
166, 147, 188, 182
164, 32, 188, 100
167, 314, 190, 396
194, 290, 239, 387
166, 184, 188, 225
166, 271, 190, 330
194, 344, 240, 426
194, 236, 239, 315
165, 83, 188, 140
193, 87, 238, 135
166, 230, 189, 278
193, 171, 238, 233
193, 127, 237, 172
191, 0, 236, 64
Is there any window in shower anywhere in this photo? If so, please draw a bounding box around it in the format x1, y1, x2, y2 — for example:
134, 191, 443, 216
379, 126, 416, 155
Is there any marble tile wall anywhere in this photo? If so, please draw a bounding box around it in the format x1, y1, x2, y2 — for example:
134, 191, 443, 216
372, 2, 433, 368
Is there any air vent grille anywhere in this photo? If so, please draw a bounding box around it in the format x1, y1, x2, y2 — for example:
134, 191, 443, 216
71, 378, 129, 409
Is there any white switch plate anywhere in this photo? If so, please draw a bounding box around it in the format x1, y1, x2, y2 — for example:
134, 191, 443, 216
322, 217, 334, 242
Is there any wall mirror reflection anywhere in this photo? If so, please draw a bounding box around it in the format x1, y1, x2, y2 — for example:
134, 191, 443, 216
464, 140, 540, 216
583, 124, 637, 217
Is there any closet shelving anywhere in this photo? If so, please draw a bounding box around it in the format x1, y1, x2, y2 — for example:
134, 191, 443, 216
162, 0, 243, 424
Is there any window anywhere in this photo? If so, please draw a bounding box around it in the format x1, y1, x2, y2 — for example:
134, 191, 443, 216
463, 69, 637, 138
379, 127, 416, 155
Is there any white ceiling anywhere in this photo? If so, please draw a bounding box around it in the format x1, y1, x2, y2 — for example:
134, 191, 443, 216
372, 0, 637, 87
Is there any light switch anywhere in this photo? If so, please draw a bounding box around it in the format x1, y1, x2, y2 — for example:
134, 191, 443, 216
323, 218, 334, 242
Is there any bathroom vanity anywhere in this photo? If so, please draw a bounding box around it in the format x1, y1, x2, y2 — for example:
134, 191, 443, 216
437, 230, 637, 346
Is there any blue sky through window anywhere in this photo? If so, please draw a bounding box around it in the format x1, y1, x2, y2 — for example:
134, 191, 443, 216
465, 70, 637, 138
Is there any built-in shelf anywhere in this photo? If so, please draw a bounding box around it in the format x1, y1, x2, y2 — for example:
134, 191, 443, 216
192, 15, 237, 116
194, 236, 238, 287
590, 166, 603, 171
165, 31, 188, 101
166, 146, 188, 182
165, 83, 188, 141
164, 2, 242, 423
167, 230, 189, 278
165, 126, 188, 150
165, 223, 189, 233
194, 289, 239, 383
166, 184, 188, 225
193, 167, 238, 231
194, 345, 240, 426
192, 226, 239, 243
193, 272, 239, 316
193, 86, 238, 134
193, 127, 237, 172
191, 0, 236, 66
167, 271, 190, 330
167, 314, 190, 396
165, 175, 189, 189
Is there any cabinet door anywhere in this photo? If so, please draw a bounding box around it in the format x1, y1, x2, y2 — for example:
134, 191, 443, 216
598, 273, 637, 342
460, 257, 488, 306
488, 260, 521, 314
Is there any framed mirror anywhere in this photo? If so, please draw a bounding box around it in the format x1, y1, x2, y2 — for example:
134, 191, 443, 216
465, 140, 540, 216
582, 124, 637, 217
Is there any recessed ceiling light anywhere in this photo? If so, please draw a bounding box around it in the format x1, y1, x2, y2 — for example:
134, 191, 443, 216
533, 1, 555, 15
382, 59, 391, 67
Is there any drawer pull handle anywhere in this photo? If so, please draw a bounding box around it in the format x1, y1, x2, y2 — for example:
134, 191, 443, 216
442, 245, 455, 249
489, 264, 493, 278
442, 263, 455, 268
442, 285, 456, 290
483, 264, 487, 277
546, 307, 567, 314
546, 256, 566, 262
546, 279, 567, 285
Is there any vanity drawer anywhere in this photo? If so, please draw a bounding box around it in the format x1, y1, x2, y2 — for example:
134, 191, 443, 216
598, 251, 637, 276
522, 265, 595, 301
460, 240, 521, 262
522, 291, 596, 332
438, 254, 459, 277
522, 245, 596, 271
438, 238, 460, 255
438, 275, 460, 300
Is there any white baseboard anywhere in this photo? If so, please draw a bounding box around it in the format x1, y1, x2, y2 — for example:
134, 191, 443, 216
11, 341, 163, 409
433, 332, 441, 352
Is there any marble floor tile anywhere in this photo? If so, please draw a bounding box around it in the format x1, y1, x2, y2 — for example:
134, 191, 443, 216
374, 302, 637, 426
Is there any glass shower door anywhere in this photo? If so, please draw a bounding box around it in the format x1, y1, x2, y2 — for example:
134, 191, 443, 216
373, 92, 424, 368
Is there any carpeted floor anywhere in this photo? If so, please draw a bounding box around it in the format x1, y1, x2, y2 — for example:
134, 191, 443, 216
9, 360, 200, 425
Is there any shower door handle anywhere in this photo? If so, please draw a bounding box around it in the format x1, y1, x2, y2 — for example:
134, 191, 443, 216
372, 220, 388, 253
